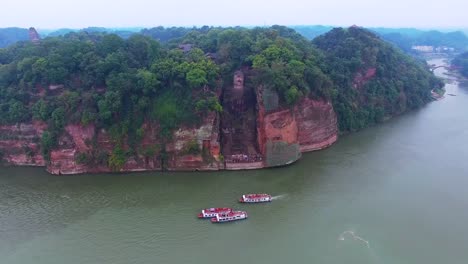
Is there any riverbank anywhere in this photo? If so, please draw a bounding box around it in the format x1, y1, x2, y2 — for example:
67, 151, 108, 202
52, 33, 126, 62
2, 60, 468, 263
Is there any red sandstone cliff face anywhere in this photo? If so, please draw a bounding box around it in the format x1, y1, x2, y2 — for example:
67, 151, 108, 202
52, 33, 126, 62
45, 114, 221, 174
0, 84, 338, 174
294, 98, 338, 152
166, 112, 222, 171
47, 124, 99, 175
256, 87, 338, 167
257, 106, 298, 156
0, 122, 47, 166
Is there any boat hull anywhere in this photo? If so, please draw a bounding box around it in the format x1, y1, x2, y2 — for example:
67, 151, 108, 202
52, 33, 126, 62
198, 208, 232, 218
239, 194, 272, 203
211, 211, 248, 223
211, 217, 248, 223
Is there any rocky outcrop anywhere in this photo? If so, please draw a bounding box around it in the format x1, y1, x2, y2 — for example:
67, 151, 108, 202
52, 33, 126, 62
166, 112, 222, 171
47, 124, 97, 175
0, 84, 338, 174
44, 112, 221, 174
0, 122, 46, 166
294, 98, 338, 152
28, 27, 40, 44
256, 87, 338, 168
47, 123, 161, 175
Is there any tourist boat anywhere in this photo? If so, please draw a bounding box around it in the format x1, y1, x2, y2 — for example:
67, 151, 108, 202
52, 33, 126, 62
211, 211, 248, 223
239, 194, 272, 203
198, 208, 233, 218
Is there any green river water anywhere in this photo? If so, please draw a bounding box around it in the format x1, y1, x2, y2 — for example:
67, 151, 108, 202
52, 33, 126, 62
1, 58, 468, 264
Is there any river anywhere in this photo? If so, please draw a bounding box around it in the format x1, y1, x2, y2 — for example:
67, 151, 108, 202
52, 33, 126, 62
1, 58, 468, 264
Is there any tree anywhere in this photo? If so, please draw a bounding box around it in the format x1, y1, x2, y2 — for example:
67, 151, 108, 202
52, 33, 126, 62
186, 68, 207, 88
41, 131, 56, 160
32, 99, 50, 121
51, 107, 66, 130
136, 69, 160, 95
285, 86, 300, 105
108, 144, 126, 171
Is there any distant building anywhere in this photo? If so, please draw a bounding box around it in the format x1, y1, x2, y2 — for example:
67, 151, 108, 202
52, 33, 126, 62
435, 46, 455, 53
411, 45, 434, 52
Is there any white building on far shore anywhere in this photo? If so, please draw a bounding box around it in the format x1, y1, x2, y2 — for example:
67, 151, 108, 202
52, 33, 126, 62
411, 45, 434, 52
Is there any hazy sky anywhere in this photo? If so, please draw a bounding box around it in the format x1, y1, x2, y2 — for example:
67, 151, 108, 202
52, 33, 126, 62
2, 0, 466, 29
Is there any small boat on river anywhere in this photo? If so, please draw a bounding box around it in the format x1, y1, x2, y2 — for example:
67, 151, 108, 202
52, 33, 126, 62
198, 208, 232, 218
239, 194, 272, 203
211, 211, 248, 223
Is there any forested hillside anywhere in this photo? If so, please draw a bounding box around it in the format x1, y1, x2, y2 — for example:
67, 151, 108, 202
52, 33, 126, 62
313, 27, 444, 131
0, 26, 444, 173
0, 26, 331, 160
292, 26, 468, 53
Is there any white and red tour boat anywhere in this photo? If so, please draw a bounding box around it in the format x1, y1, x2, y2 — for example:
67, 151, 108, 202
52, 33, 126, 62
211, 211, 248, 223
198, 208, 233, 218
239, 194, 272, 203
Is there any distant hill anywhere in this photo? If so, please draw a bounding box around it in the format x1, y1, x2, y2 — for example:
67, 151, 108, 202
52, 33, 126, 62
379, 30, 468, 53
0, 27, 29, 48
41, 27, 141, 39
2, 25, 467, 55
293, 26, 468, 53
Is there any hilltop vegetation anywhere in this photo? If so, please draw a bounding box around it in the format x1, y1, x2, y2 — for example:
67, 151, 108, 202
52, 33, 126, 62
292, 26, 468, 53
0, 26, 443, 159
0, 28, 30, 48
313, 27, 444, 131
0, 26, 332, 158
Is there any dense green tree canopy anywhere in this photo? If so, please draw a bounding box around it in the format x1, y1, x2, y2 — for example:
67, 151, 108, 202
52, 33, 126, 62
0, 26, 444, 158
313, 27, 444, 131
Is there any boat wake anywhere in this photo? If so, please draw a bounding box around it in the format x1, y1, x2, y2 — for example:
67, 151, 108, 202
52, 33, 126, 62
271, 194, 287, 200
338, 230, 370, 248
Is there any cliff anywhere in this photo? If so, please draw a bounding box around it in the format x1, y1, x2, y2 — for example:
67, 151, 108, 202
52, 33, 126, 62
0, 122, 46, 166
0, 26, 441, 174
0, 80, 338, 174
295, 98, 338, 152
256, 87, 338, 168
165, 112, 222, 171
28, 27, 40, 44
44, 114, 222, 175
313, 26, 444, 131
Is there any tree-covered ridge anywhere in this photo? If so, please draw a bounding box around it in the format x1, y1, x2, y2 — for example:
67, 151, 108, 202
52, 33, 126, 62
453, 52, 468, 78
0, 28, 30, 48
0, 31, 222, 158
174, 26, 332, 102
0, 25, 444, 161
0, 26, 333, 159
313, 27, 444, 131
